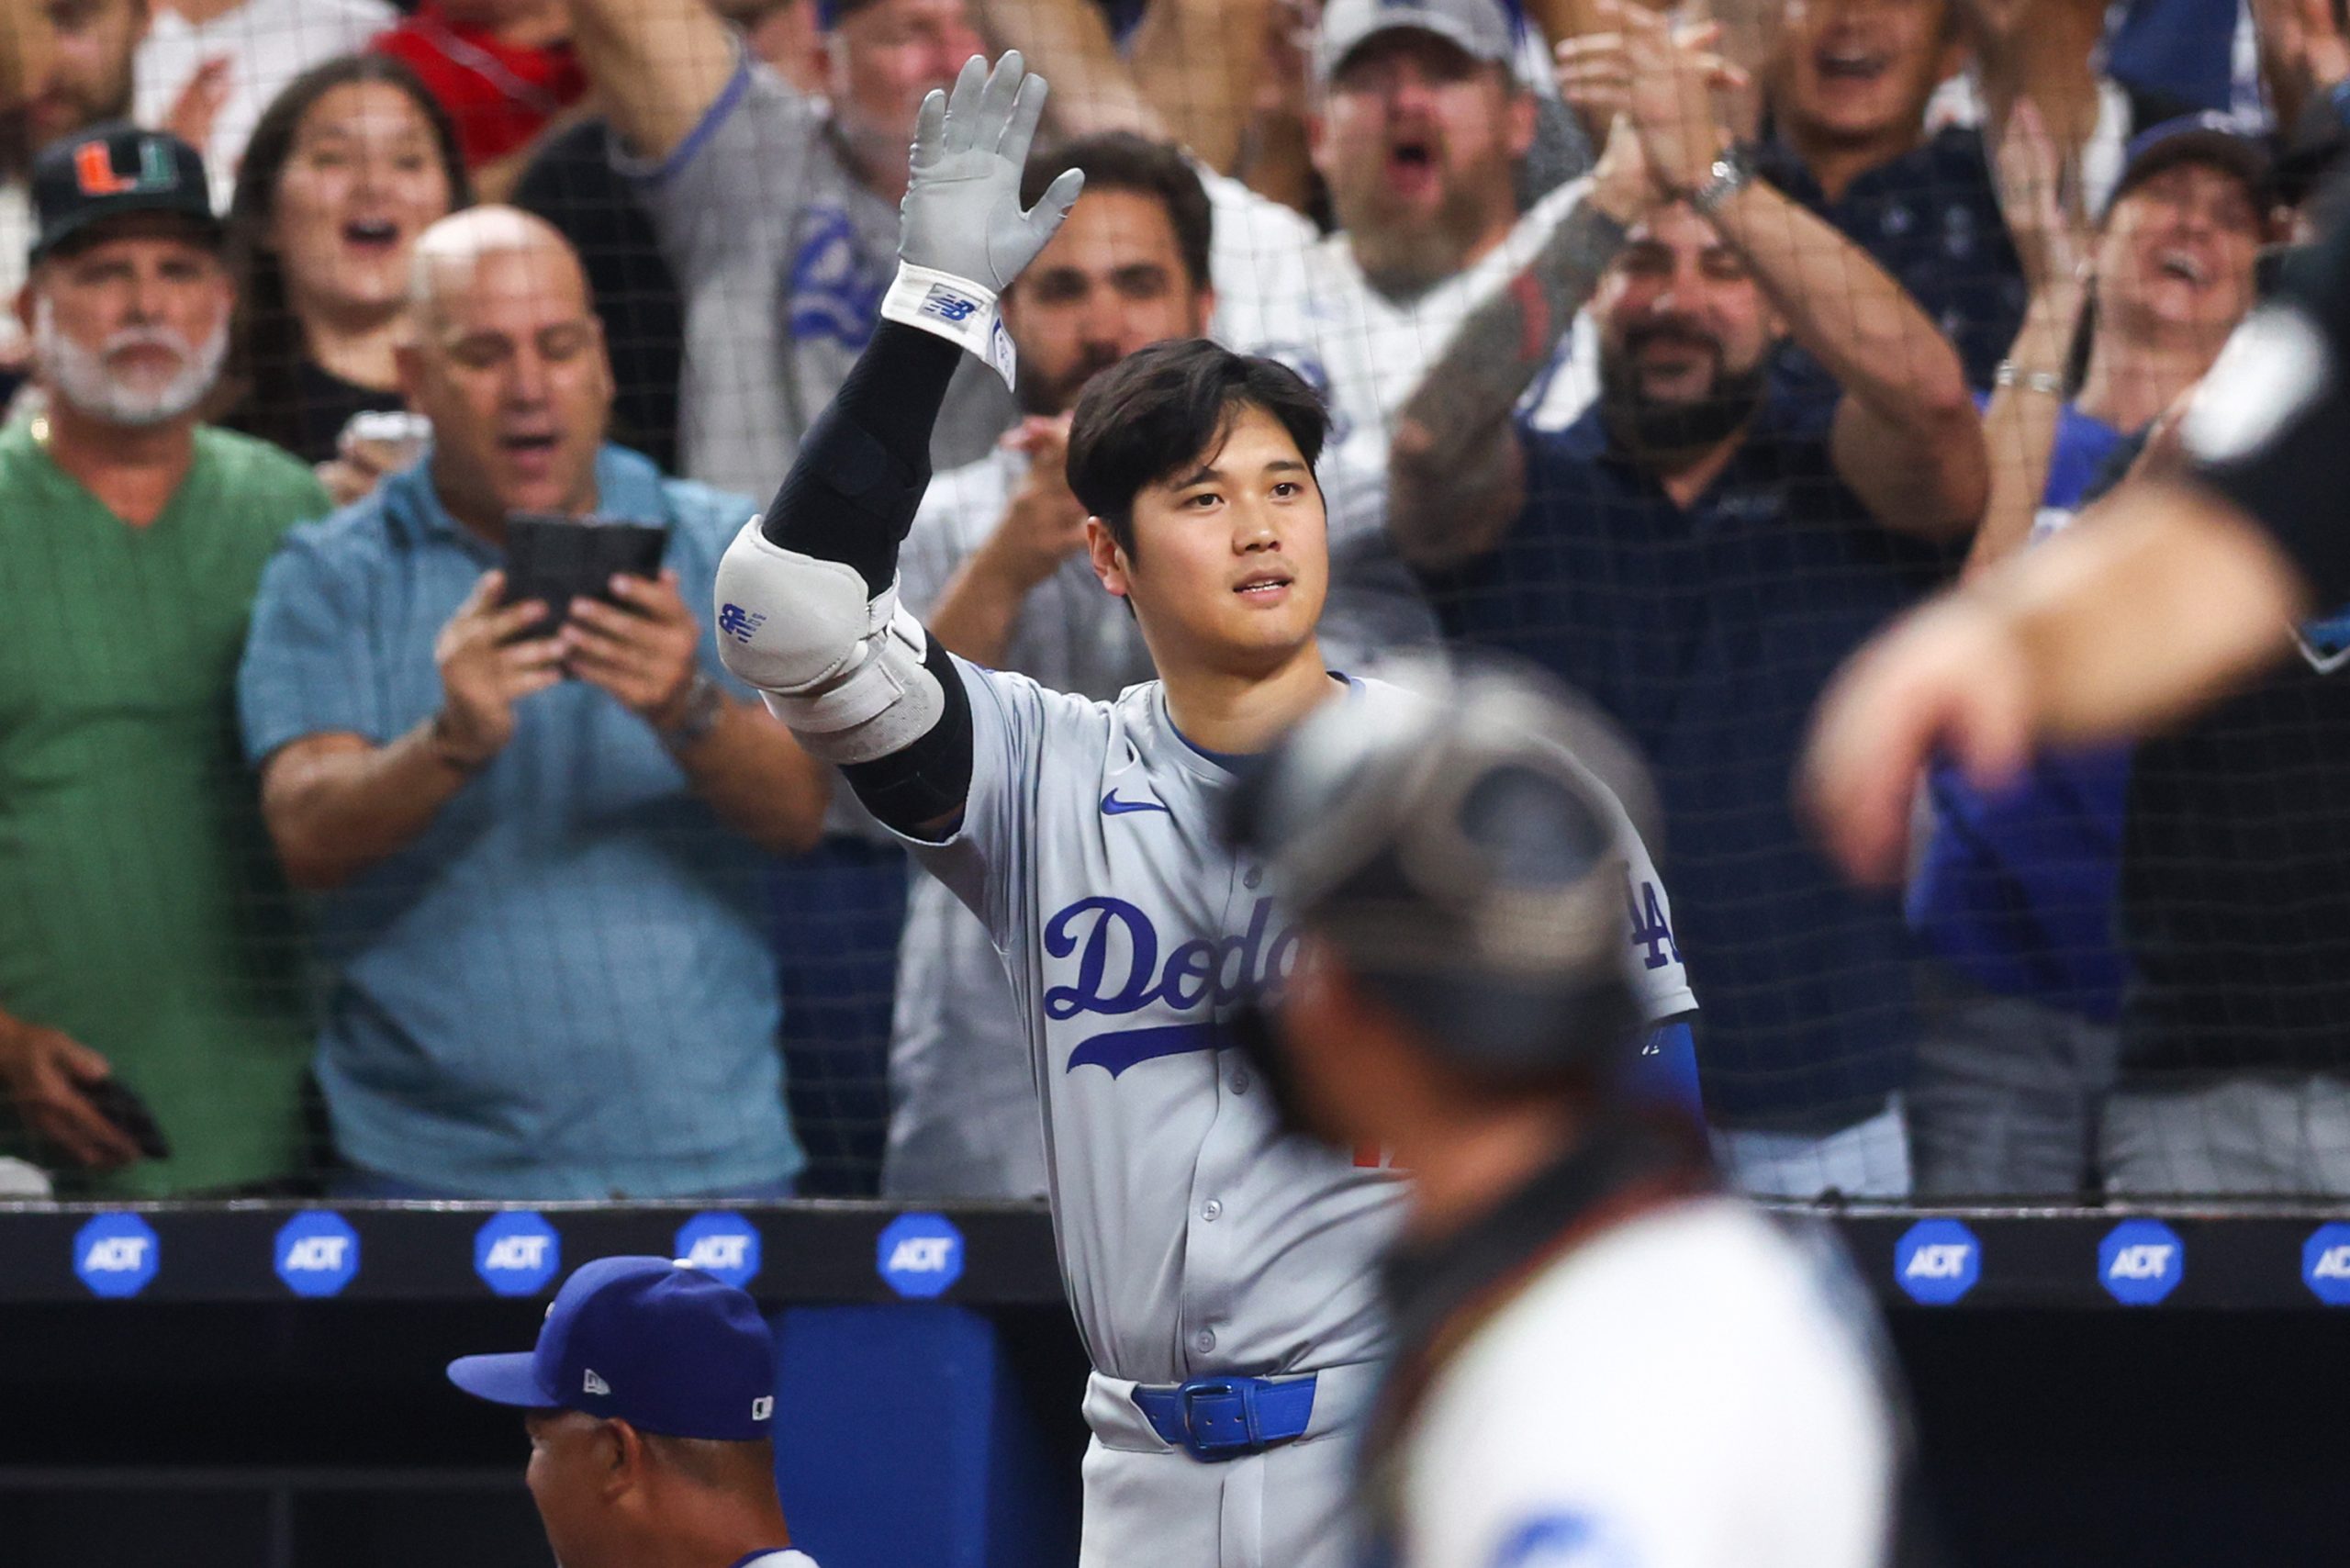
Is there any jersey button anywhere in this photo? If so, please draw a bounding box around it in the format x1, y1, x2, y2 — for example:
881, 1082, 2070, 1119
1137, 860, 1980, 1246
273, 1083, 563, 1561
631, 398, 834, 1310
1194, 1328, 1216, 1354
1201, 1199, 1222, 1222
1230, 1069, 1250, 1094
1243, 867, 1263, 890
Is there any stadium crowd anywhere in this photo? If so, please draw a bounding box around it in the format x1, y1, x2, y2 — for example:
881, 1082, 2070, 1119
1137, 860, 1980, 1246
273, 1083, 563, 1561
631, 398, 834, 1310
0, 0, 2344, 1204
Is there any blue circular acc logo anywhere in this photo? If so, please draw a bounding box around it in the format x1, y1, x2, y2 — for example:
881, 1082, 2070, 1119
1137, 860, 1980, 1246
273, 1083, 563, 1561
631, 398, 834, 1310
1893, 1218, 1979, 1305
274, 1211, 361, 1298
474, 1211, 561, 1297
877, 1212, 964, 1299
2306, 1224, 2350, 1305
2098, 1218, 2184, 1306
73, 1212, 159, 1300
675, 1211, 762, 1289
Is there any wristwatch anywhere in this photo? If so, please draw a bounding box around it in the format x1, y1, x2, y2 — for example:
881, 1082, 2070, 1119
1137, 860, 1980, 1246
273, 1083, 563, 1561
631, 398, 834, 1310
660, 670, 729, 751
1688, 146, 1755, 217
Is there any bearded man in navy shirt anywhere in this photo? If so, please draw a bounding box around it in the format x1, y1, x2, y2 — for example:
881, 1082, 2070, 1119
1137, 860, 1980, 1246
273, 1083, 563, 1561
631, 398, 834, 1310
1390, 12, 1987, 1197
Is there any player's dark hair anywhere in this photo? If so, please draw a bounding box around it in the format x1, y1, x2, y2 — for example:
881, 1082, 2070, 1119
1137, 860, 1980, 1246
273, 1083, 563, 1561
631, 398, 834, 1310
1020, 132, 1214, 293
1066, 339, 1328, 557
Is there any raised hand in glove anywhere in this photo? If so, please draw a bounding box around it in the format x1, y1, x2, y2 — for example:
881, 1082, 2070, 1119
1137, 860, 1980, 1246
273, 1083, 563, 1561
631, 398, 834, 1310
883, 50, 1085, 387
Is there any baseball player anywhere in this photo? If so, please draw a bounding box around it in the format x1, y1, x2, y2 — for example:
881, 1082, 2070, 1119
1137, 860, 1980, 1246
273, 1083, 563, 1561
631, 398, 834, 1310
446, 1255, 815, 1568
711, 52, 1695, 1568
1225, 665, 1913, 1568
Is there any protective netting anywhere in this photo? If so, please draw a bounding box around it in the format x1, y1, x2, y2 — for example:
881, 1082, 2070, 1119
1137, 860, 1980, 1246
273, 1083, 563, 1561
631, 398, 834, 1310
0, 0, 2339, 1206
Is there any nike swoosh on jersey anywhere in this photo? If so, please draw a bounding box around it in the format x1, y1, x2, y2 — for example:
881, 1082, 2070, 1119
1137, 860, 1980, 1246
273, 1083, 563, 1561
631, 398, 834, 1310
1100, 791, 1172, 816
1067, 1023, 1220, 1076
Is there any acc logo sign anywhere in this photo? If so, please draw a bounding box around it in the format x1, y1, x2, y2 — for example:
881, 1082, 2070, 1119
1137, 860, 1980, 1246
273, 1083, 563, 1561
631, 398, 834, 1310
1893, 1218, 1979, 1305
275, 1211, 361, 1298
73, 1212, 159, 1299
2098, 1218, 2184, 1306
675, 1211, 762, 1290
475, 1211, 562, 1297
877, 1212, 964, 1299
2306, 1224, 2350, 1305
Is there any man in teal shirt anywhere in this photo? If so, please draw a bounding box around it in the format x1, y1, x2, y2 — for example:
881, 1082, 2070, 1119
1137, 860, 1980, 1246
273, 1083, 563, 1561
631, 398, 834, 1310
238, 207, 832, 1199
0, 126, 328, 1195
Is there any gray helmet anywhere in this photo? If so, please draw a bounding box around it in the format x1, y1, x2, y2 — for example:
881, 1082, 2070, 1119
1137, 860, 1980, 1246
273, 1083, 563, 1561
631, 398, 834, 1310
1225, 660, 1650, 1082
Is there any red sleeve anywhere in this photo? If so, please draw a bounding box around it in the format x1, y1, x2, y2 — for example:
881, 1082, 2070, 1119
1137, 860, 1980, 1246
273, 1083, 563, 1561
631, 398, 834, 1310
368, 21, 587, 169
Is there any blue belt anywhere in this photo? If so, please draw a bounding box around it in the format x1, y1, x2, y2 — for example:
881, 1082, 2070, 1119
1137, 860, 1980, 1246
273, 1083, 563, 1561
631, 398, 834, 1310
1131, 1372, 1318, 1462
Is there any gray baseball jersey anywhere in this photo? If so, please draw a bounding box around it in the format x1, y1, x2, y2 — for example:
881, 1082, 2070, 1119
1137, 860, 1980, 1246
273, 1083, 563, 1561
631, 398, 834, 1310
900, 660, 1696, 1384
886, 438, 1466, 1199
887, 449, 1154, 1199
623, 51, 1014, 497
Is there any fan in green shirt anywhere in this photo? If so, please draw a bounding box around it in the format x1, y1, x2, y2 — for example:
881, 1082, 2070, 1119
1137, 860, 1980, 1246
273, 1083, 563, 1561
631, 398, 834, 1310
0, 125, 331, 1195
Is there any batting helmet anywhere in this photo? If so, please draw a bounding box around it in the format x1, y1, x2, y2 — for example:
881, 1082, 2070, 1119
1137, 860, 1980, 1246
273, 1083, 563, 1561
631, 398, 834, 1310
1225, 660, 1649, 1083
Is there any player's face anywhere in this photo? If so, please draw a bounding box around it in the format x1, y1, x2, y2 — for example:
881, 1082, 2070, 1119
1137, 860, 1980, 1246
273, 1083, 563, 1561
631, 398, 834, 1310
827, 0, 984, 157
1772, 0, 1954, 153
1005, 188, 1214, 416
1089, 403, 1328, 675
1312, 32, 1533, 291
402, 241, 614, 525
522, 1411, 610, 1568
1595, 203, 1779, 407
2096, 161, 2262, 341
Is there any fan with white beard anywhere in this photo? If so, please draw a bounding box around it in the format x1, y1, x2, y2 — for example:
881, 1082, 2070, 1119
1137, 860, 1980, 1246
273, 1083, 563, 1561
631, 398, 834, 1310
33, 295, 229, 427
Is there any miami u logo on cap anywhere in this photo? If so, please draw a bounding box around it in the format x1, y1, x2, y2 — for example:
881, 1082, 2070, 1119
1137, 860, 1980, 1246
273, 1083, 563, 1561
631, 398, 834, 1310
74, 137, 178, 197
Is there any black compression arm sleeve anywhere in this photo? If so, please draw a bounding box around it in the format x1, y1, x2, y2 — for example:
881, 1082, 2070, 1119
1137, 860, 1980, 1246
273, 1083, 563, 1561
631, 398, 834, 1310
757, 317, 976, 833
762, 319, 966, 596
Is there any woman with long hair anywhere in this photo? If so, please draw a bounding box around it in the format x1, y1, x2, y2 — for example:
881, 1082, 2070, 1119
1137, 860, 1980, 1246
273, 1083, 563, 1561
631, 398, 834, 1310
221, 54, 471, 475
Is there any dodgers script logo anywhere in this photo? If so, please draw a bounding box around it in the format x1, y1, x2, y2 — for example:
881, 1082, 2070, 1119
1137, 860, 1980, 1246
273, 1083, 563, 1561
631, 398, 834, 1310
1045, 895, 1303, 1077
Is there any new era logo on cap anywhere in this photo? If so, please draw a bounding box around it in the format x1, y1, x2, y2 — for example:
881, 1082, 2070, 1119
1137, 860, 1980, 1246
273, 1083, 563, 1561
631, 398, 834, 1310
584, 1369, 610, 1395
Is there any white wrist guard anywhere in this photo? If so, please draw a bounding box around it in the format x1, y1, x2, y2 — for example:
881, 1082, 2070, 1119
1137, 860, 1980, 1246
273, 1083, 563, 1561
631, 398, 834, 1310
879, 263, 1017, 390
712, 519, 946, 765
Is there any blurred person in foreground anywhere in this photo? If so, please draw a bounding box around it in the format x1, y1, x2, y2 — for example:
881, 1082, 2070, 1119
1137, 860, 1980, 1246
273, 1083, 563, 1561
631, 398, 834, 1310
131, 0, 395, 213
564, 0, 1012, 497
220, 53, 468, 477
1392, 6, 1988, 1199
1227, 665, 1909, 1568
237, 206, 832, 1200
448, 1256, 818, 1568
0, 125, 326, 1195
885, 130, 1207, 1198
1903, 110, 2266, 1197
1804, 177, 2350, 1197
1, 0, 149, 366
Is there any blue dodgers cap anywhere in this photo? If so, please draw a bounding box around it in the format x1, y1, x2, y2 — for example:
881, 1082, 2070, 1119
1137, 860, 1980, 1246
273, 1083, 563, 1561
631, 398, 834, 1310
446, 1256, 778, 1440
2106, 112, 2273, 218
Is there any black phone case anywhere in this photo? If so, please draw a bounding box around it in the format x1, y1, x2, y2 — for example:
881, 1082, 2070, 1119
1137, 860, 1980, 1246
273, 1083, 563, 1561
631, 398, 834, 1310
81, 1076, 172, 1161
501, 514, 671, 639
